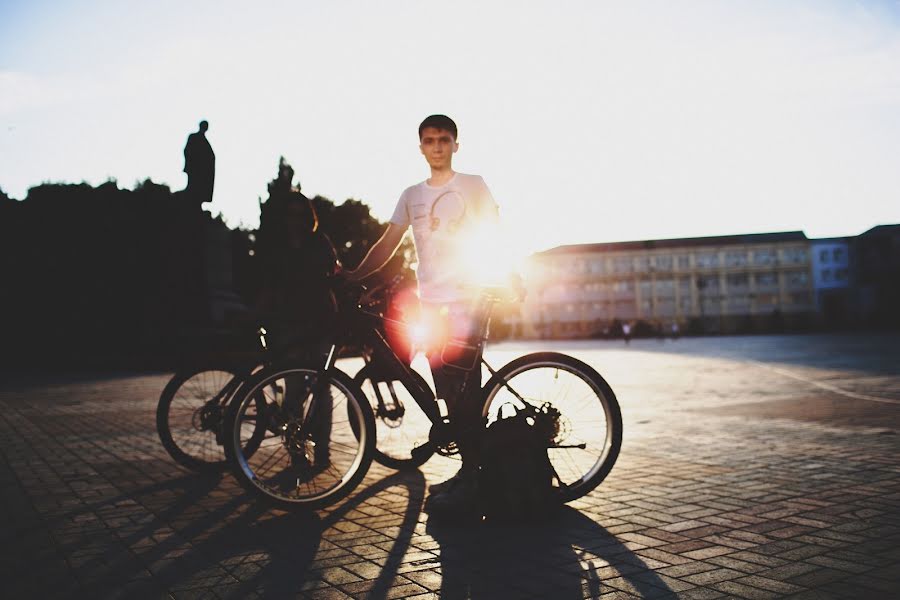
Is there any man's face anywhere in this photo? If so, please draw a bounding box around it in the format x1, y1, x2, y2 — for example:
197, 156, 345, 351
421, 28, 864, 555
419, 127, 458, 170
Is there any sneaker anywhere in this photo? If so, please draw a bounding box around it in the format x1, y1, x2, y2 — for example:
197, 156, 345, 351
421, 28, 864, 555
424, 471, 480, 519
428, 468, 466, 496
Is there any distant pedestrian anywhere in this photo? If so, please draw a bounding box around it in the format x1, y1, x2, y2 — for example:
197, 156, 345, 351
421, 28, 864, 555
670, 322, 680, 340
622, 322, 632, 345
183, 120, 215, 207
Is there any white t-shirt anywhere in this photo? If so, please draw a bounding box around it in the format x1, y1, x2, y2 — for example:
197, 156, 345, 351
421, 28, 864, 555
390, 172, 499, 303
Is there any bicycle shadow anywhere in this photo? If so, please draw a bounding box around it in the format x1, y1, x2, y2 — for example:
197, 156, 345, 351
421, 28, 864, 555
60, 468, 426, 599
426, 506, 674, 599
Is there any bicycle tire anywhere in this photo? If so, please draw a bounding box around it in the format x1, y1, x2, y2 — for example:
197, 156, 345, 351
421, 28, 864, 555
157, 366, 249, 472
354, 364, 435, 470
480, 352, 622, 503
225, 365, 376, 510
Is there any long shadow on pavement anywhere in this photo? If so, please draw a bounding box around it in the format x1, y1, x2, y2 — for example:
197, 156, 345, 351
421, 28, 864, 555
55, 468, 425, 598
427, 506, 674, 599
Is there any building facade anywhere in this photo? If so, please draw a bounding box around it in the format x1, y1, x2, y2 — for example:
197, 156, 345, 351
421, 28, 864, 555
517, 232, 817, 338
853, 225, 900, 329
809, 237, 852, 326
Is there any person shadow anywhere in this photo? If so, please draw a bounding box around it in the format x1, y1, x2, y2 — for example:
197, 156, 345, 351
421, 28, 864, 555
427, 506, 675, 599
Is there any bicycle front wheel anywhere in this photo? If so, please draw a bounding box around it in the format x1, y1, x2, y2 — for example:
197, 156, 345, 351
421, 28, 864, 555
225, 366, 375, 510
480, 352, 622, 503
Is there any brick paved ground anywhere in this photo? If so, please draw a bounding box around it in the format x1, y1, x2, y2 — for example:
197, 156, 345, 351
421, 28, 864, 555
2, 333, 899, 599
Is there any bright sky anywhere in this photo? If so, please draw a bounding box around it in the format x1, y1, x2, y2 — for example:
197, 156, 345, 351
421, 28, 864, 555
2, 0, 900, 258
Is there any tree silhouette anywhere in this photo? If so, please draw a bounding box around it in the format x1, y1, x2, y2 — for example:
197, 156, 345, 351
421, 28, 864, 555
0, 159, 414, 369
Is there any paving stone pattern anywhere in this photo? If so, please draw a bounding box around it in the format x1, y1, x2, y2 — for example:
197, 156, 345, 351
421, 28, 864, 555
2, 334, 899, 599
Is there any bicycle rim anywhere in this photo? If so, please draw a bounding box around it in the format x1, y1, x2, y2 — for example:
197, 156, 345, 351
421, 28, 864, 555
159, 368, 238, 470
481, 354, 622, 502
231, 367, 372, 508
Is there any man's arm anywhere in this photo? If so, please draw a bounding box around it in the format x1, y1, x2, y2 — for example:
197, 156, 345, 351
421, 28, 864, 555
346, 223, 407, 282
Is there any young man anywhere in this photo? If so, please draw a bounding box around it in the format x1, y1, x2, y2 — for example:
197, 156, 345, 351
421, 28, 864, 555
347, 114, 499, 516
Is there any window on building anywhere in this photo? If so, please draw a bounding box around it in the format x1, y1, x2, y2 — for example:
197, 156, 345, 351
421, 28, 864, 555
613, 280, 634, 294
676, 255, 691, 269
590, 259, 605, 274
573, 260, 589, 274
781, 248, 808, 264
725, 251, 748, 267
695, 252, 720, 268
821, 269, 832, 283
655, 278, 675, 296
633, 256, 650, 272
756, 272, 778, 288
613, 257, 632, 274
833, 248, 845, 263
696, 275, 719, 293
638, 279, 652, 298
753, 249, 776, 266
835, 268, 848, 281
678, 277, 692, 296
786, 271, 808, 287
819, 249, 830, 263
653, 255, 673, 271
726, 273, 749, 289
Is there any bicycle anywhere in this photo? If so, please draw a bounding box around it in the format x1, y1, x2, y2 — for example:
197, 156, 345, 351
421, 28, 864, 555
156, 280, 428, 473
223, 278, 623, 510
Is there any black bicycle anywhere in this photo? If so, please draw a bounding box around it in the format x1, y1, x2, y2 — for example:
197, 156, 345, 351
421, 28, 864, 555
156, 282, 426, 473
222, 279, 623, 510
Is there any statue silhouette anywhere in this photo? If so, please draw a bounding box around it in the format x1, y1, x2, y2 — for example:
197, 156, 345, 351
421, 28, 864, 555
183, 120, 215, 206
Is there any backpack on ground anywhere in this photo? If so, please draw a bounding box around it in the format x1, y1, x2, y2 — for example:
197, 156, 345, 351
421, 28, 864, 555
478, 402, 561, 522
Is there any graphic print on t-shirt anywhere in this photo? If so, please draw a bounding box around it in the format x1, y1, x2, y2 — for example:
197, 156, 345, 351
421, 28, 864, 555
429, 190, 466, 233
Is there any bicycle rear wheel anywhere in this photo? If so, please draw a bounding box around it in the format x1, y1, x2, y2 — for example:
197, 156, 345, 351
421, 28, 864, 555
480, 352, 622, 503
157, 367, 247, 472
225, 365, 375, 510
354, 364, 435, 470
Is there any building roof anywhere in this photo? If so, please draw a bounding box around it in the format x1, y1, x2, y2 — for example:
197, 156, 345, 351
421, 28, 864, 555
859, 224, 900, 238
809, 236, 852, 244
538, 231, 808, 256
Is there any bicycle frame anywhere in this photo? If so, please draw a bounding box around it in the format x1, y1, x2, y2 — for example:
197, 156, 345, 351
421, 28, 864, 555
296, 285, 533, 447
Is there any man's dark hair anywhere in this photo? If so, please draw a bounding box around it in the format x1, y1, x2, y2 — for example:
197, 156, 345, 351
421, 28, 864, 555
418, 114, 457, 140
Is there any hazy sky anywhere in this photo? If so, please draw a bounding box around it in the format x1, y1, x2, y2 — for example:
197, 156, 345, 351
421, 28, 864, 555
2, 0, 899, 257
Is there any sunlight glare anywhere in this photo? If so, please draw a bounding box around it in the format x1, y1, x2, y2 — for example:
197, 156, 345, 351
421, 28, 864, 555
453, 221, 526, 290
